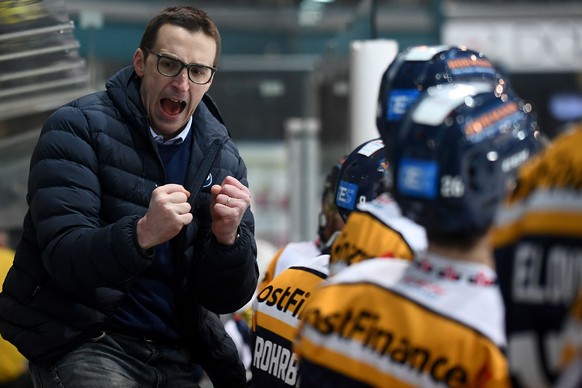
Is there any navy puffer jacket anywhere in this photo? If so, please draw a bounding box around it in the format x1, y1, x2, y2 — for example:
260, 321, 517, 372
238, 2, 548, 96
0, 67, 257, 386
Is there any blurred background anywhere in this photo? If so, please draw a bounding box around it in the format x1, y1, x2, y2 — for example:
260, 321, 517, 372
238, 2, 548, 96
1, 0, 581, 249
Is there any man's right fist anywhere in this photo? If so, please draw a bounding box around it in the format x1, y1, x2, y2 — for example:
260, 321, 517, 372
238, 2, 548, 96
136, 184, 193, 249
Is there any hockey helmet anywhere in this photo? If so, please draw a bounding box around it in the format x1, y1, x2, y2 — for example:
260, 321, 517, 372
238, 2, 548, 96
377, 45, 507, 163
392, 81, 542, 236
335, 138, 390, 222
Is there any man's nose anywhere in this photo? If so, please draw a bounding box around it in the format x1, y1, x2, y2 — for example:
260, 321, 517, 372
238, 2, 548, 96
173, 68, 190, 90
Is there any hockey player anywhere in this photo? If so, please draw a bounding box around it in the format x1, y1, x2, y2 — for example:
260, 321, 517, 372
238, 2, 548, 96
257, 156, 345, 292
329, 44, 507, 274
251, 138, 389, 387
492, 120, 582, 387
294, 81, 543, 387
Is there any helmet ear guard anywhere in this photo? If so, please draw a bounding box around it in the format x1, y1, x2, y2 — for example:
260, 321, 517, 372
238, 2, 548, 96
392, 81, 543, 237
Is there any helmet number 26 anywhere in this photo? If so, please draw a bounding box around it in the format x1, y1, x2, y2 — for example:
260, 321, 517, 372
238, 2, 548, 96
441, 176, 465, 198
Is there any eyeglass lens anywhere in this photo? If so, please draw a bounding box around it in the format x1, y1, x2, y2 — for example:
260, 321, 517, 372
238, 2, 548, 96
157, 56, 213, 84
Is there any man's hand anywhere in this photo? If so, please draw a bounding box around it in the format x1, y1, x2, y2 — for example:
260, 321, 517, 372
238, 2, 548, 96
210, 176, 252, 245
137, 184, 193, 249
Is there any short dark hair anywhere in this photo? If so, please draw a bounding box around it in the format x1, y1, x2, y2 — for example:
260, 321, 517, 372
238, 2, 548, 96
139, 6, 221, 66
426, 229, 487, 251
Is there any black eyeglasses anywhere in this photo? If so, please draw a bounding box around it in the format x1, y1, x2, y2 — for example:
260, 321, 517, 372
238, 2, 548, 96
146, 49, 216, 85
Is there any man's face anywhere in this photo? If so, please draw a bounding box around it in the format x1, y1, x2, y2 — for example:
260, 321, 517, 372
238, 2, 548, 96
133, 24, 217, 139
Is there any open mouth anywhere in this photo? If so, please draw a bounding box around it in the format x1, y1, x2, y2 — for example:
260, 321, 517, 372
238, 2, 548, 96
160, 98, 186, 116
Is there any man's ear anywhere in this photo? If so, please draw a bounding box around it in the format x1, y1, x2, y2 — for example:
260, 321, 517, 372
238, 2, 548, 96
134, 48, 145, 77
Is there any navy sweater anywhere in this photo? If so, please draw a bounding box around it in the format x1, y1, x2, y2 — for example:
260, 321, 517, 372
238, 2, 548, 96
108, 131, 193, 340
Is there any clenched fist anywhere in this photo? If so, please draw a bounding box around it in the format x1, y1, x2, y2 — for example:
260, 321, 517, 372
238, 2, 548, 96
137, 184, 193, 249
210, 176, 252, 245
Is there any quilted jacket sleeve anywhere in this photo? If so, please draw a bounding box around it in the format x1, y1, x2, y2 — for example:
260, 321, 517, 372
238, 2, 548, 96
29, 104, 153, 291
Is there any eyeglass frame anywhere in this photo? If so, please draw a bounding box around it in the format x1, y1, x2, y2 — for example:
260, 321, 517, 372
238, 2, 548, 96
144, 48, 217, 85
